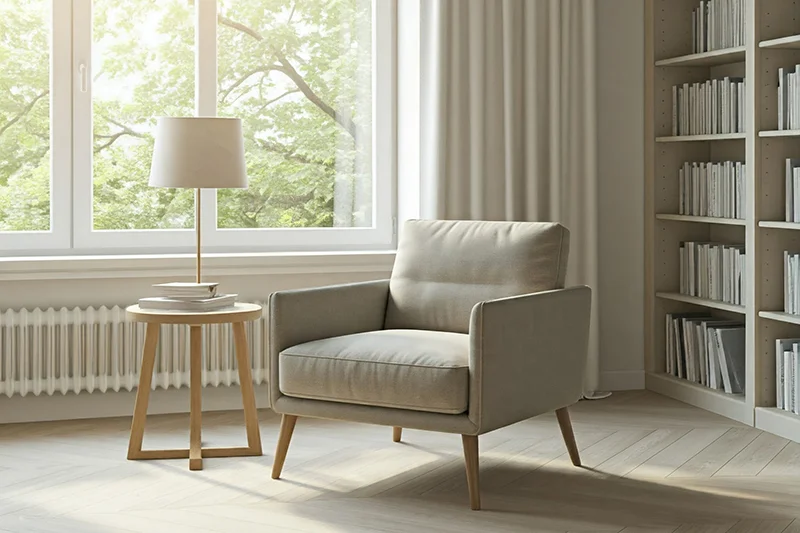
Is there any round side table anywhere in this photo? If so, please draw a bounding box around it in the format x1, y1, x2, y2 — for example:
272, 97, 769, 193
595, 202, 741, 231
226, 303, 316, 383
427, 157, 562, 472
125, 303, 263, 471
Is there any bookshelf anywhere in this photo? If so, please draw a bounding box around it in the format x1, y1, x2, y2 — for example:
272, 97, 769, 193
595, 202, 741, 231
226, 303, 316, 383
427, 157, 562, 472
645, 0, 800, 436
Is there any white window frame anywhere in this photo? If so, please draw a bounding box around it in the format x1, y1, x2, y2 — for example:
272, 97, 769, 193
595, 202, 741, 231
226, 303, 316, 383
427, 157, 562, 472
1, 0, 396, 256
0, 0, 72, 251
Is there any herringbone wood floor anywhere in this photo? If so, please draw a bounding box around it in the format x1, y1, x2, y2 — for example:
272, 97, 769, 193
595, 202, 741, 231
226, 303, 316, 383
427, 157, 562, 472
2, 391, 800, 532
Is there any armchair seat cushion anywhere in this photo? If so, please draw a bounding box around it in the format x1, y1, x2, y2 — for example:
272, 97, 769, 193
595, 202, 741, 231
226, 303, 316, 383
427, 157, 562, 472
278, 329, 470, 414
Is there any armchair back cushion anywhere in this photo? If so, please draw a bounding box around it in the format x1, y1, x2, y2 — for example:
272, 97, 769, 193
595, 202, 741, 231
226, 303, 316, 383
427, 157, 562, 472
385, 220, 570, 333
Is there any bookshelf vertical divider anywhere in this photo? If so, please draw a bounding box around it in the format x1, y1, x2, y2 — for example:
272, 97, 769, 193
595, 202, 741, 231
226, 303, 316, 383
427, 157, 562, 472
645, 0, 800, 438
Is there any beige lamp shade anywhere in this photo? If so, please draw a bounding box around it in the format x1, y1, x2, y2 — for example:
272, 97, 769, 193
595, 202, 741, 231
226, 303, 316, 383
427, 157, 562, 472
149, 117, 248, 189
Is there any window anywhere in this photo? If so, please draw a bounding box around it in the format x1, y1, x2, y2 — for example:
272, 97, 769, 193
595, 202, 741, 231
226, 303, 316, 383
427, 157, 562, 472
0, 0, 395, 255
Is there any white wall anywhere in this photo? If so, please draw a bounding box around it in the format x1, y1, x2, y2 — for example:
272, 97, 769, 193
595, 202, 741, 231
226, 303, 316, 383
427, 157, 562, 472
596, 0, 645, 391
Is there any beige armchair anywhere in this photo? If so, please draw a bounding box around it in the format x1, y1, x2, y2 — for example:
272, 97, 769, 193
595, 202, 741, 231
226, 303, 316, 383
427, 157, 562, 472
267, 219, 591, 510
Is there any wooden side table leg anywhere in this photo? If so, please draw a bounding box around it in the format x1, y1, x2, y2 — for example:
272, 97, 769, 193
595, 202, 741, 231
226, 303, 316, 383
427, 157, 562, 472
233, 322, 262, 454
189, 325, 203, 471
128, 323, 160, 460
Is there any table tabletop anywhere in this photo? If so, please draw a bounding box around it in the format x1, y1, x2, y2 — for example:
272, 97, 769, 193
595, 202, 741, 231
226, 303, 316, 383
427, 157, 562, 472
126, 302, 263, 325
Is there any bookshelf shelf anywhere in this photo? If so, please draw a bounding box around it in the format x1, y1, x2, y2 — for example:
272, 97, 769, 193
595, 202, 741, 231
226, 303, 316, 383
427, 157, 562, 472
758, 311, 800, 325
656, 214, 746, 225
655, 46, 746, 67
755, 407, 800, 443
758, 221, 800, 230
645, 373, 751, 425
656, 292, 746, 314
759, 34, 800, 50
758, 130, 800, 138
656, 133, 746, 142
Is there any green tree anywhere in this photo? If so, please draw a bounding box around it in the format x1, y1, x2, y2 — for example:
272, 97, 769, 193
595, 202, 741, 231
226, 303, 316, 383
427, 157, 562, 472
0, 0, 372, 233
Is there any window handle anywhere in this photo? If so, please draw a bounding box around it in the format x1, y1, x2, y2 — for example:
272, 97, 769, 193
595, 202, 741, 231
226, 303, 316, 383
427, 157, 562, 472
79, 63, 88, 93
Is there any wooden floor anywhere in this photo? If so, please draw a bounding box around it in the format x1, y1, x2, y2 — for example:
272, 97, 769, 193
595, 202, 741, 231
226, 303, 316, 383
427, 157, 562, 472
2, 391, 800, 533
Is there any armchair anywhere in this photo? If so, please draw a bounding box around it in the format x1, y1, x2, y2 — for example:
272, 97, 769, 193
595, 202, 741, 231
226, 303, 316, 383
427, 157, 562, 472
268, 219, 592, 510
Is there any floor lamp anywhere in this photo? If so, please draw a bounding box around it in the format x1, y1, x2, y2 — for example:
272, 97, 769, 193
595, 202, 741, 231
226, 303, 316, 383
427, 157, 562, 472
148, 117, 248, 284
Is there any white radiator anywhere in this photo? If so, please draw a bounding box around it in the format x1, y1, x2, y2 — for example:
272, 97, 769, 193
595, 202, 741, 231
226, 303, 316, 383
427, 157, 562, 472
0, 304, 269, 398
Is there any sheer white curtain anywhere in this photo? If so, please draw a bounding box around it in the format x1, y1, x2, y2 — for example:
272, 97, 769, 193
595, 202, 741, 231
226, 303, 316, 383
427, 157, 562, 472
418, 0, 604, 398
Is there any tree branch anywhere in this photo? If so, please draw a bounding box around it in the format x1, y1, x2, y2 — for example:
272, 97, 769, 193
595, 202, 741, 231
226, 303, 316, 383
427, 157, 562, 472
94, 118, 146, 153
216, 14, 358, 141
0, 90, 49, 137
220, 66, 279, 103
258, 139, 328, 167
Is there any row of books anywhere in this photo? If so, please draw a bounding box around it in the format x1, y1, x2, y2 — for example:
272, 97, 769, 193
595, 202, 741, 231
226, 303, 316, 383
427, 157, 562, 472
776, 339, 800, 413
678, 161, 745, 219
784, 159, 800, 222
139, 282, 237, 311
672, 78, 746, 136
666, 314, 745, 394
679, 241, 746, 305
778, 66, 800, 131
691, 0, 746, 54
784, 252, 800, 315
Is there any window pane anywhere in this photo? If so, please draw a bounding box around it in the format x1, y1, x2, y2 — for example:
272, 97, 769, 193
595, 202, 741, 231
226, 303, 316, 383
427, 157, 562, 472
217, 0, 373, 229
91, 0, 194, 230
0, 0, 50, 232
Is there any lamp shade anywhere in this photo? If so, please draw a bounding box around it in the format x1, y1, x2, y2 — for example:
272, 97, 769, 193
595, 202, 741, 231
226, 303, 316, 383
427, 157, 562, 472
149, 117, 248, 189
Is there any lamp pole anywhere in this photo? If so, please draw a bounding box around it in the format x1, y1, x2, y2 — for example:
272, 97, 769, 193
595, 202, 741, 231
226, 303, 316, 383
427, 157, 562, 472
196, 188, 201, 283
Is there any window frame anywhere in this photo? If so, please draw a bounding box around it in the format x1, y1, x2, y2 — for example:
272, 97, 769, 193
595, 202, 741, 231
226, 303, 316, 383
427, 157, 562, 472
0, 0, 396, 256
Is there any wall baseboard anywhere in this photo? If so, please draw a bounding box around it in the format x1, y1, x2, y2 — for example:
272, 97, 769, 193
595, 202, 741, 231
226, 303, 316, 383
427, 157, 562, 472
0, 385, 271, 425
600, 370, 645, 391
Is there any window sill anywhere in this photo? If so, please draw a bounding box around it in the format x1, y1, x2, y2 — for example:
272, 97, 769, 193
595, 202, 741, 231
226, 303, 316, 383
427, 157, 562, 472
0, 251, 397, 281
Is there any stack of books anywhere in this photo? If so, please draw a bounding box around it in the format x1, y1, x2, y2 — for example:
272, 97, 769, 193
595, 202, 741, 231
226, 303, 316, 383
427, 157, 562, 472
671, 77, 746, 136
679, 241, 746, 305
139, 282, 237, 311
784, 158, 800, 221
778, 66, 800, 131
666, 314, 745, 394
784, 251, 800, 315
678, 160, 746, 219
690, 0, 746, 54
776, 338, 800, 413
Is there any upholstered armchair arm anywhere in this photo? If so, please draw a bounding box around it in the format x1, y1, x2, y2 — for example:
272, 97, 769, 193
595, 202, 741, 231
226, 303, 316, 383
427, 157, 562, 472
468, 286, 592, 434
268, 279, 390, 406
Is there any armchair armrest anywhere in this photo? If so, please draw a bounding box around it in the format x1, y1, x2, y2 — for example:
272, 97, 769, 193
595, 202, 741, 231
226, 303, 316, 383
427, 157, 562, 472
468, 286, 592, 434
268, 279, 390, 406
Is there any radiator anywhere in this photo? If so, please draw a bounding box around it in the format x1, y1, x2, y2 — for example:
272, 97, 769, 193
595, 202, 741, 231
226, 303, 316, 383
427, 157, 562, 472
0, 304, 269, 398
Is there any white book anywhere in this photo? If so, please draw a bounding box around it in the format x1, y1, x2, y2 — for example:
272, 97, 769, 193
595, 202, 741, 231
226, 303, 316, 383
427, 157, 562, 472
787, 350, 793, 410
138, 294, 237, 311
153, 282, 219, 298
795, 344, 800, 414
787, 157, 794, 221
795, 254, 800, 315
777, 340, 786, 410
796, 66, 800, 130
790, 348, 797, 412
794, 170, 800, 223
666, 314, 674, 376
738, 81, 744, 132
786, 251, 791, 314
779, 68, 785, 130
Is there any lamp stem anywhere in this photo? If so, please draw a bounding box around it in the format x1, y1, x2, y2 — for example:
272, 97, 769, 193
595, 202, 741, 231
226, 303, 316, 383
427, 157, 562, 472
196, 188, 201, 284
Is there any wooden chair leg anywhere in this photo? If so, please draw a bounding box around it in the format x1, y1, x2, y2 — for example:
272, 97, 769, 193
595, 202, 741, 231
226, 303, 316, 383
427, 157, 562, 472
461, 434, 480, 510
392, 426, 402, 443
271, 414, 298, 479
556, 406, 581, 466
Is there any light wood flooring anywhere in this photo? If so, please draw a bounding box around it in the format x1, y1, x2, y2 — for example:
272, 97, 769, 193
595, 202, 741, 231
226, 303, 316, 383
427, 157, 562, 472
2, 391, 800, 532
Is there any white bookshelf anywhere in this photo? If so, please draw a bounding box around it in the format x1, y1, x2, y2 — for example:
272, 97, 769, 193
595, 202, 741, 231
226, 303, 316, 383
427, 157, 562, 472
656, 214, 746, 225
655, 46, 746, 67
645, 0, 800, 438
760, 35, 800, 50
656, 133, 746, 142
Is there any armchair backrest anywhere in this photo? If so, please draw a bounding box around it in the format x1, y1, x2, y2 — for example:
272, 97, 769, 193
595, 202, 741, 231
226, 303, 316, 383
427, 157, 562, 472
384, 219, 570, 333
